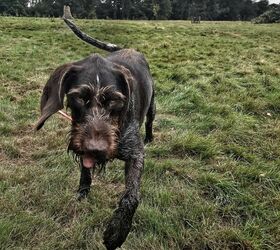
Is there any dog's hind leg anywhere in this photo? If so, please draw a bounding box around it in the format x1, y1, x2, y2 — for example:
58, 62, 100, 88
144, 90, 155, 144
77, 164, 92, 200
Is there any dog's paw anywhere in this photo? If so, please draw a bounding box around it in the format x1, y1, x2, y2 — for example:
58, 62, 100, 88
103, 210, 132, 250
76, 187, 90, 201
144, 136, 153, 144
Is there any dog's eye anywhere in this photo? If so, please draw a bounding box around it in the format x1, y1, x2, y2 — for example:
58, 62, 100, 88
108, 100, 124, 111
76, 97, 91, 107
85, 99, 91, 107
72, 97, 84, 107
67, 96, 90, 109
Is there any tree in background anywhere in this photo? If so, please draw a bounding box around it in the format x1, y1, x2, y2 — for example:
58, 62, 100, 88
255, 0, 269, 16
253, 3, 280, 23
157, 0, 172, 19
0, 0, 278, 20
0, 0, 29, 16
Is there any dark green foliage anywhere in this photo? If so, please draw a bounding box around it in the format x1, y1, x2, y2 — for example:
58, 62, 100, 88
0, 0, 279, 20
252, 4, 280, 23
0, 0, 29, 16
256, 0, 269, 16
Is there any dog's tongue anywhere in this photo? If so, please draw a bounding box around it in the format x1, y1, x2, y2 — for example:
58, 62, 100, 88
82, 154, 95, 169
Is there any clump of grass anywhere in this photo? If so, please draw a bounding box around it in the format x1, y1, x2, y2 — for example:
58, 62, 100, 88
170, 132, 221, 160
1, 142, 21, 159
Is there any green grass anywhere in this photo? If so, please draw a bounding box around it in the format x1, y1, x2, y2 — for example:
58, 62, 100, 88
0, 17, 280, 249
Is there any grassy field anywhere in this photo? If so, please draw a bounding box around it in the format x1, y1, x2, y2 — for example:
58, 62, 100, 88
0, 17, 280, 250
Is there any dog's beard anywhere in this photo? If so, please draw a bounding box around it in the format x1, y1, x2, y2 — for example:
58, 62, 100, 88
67, 117, 119, 175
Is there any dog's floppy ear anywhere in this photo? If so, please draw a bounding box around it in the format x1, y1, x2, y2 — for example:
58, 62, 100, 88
112, 64, 134, 124
36, 63, 81, 130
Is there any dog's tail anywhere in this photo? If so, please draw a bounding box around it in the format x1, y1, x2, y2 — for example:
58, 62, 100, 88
62, 6, 122, 52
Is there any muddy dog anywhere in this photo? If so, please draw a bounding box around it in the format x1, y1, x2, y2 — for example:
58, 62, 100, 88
35, 13, 155, 250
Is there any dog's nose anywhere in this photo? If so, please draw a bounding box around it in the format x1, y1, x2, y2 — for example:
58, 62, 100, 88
86, 139, 107, 152
84, 139, 108, 161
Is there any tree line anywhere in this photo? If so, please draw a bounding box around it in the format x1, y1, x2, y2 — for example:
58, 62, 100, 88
0, 0, 276, 21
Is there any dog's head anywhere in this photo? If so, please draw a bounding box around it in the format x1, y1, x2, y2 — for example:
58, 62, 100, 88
36, 54, 133, 168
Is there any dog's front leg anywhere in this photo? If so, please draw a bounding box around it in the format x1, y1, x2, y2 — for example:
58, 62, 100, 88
103, 146, 144, 250
77, 162, 92, 200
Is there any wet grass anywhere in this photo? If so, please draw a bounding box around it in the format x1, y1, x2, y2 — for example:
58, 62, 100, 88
0, 17, 280, 249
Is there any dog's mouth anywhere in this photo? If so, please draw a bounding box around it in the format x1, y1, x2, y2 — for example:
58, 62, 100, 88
67, 139, 113, 169
82, 153, 96, 169
81, 152, 108, 169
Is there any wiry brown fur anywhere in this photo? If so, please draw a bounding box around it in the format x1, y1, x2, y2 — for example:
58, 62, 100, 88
67, 85, 122, 163
68, 120, 118, 158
